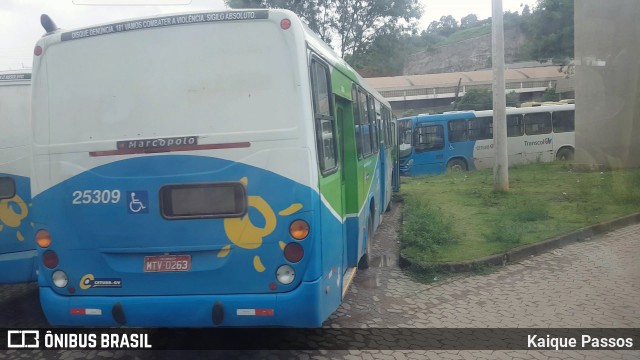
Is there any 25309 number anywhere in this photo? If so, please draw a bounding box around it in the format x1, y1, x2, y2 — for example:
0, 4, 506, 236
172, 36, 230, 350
72, 190, 121, 205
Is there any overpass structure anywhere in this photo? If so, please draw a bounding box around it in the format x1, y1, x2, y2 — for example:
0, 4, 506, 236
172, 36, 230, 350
365, 65, 574, 116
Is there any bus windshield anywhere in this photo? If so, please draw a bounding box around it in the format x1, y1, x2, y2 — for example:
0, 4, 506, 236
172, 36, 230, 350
41, 20, 300, 145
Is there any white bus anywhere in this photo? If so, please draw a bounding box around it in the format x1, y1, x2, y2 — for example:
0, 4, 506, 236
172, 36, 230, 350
399, 104, 575, 175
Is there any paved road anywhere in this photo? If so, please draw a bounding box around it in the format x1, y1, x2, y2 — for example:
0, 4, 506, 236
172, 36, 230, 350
1, 203, 638, 359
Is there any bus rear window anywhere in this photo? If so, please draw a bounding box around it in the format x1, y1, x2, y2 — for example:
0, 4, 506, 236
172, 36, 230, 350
160, 183, 246, 219
0, 177, 16, 199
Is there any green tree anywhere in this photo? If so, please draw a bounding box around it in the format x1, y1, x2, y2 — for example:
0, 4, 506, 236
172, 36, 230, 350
542, 87, 559, 102
456, 89, 519, 111
426, 15, 458, 37
225, 0, 422, 57
457, 88, 493, 110
524, 0, 574, 61
225, 0, 335, 42
460, 14, 478, 29
346, 28, 429, 76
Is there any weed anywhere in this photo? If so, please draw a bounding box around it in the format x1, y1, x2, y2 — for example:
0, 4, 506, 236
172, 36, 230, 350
509, 198, 550, 222
483, 221, 523, 245
401, 199, 457, 258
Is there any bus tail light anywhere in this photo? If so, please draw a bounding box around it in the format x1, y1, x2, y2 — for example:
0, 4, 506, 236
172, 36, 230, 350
276, 265, 295, 285
289, 220, 309, 240
52, 270, 68, 288
43, 250, 59, 269
284, 242, 304, 263
280, 19, 291, 30
36, 229, 52, 248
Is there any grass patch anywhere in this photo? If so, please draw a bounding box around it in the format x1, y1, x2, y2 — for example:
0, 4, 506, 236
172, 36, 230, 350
401, 198, 458, 261
400, 162, 640, 266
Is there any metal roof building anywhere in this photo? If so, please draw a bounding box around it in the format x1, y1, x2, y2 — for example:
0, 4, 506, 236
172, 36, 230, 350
365, 66, 575, 115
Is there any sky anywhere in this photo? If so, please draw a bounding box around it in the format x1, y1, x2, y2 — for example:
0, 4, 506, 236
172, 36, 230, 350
0, 0, 538, 70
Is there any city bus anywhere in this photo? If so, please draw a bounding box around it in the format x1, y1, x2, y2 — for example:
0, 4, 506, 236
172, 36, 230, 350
398, 104, 575, 176
0, 70, 37, 283
31, 9, 398, 327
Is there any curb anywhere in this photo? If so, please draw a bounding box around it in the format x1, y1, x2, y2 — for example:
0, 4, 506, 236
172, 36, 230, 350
398, 212, 640, 273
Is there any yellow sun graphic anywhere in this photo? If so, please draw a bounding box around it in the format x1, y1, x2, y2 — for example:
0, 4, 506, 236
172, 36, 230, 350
0, 195, 28, 241
221, 177, 303, 272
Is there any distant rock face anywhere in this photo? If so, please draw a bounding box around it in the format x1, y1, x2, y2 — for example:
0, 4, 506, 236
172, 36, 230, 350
404, 28, 528, 75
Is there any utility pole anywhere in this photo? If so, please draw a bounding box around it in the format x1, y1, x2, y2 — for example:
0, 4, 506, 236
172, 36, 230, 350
492, 0, 509, 191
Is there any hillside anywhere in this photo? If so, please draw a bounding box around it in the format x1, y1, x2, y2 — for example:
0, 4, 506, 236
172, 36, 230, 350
404, 26, 528, 75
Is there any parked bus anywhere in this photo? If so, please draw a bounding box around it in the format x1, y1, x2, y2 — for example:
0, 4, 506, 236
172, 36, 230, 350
31, 9, 398, 327
399, 104, 575, 176
0, 70, 37, 283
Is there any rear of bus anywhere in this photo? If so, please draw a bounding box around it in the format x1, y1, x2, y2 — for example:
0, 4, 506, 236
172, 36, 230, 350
0, 71, 36, 283
31, 10, 334, 327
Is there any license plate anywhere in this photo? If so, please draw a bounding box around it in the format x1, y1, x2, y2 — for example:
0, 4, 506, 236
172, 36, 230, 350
144, 255, 191, 272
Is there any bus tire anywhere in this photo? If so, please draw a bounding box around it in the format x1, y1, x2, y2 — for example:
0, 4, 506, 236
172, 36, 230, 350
446, 158, 467, 173
556, 148, 574, 161
357, 215, 374, 270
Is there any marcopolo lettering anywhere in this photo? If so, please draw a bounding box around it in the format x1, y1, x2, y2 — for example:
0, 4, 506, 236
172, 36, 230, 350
118, 136, 198, 150
0, 73, 31, 81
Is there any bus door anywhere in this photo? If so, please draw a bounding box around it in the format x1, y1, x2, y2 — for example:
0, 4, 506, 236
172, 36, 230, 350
468, 116, 495, 170
523, 112, 554, 163
392, 118, 400, 191
335, 98, 350, 273
506, 114, 525, 166
397, 119, 413, 175
412, 123, 446, 175
550, 109, 576, 158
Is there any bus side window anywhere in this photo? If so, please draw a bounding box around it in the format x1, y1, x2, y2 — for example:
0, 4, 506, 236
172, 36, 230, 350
368, 96, 379, 153
352, 86, 363, 158
524, 112, 552, 135
552, 110, 575, 133
358, 88, 373, 156
414, 125, 444, 152
0, 177, 16, 200
468, 117, 493, 140
448, 119, 468, 142
310, 59, 337, 174
507, 115, 524, 137
382, 107, 391, 149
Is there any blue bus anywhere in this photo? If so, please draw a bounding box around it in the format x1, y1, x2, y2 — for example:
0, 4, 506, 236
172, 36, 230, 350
0, 70, 37, 283
31, 10, 398, 327
399, 104, 576, 176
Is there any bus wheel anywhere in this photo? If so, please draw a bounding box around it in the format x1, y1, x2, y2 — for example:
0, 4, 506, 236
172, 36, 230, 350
556, 148, 574, 161
358, 215, 373, 270
446, 159, 467, 173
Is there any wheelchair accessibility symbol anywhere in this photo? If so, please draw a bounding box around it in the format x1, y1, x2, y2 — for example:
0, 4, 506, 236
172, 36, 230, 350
127, 191, 149, 214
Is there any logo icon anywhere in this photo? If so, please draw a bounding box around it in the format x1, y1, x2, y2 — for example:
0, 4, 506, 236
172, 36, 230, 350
127, 191, 148, 214
7, 330, 39, 348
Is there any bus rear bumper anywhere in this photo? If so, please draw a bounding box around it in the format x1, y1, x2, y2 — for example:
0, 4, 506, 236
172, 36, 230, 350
39, 277, 325, 327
